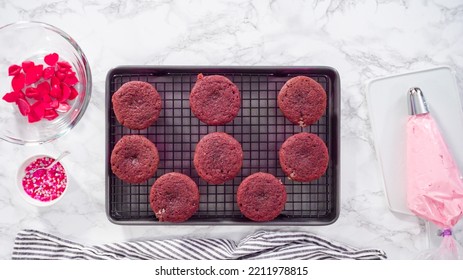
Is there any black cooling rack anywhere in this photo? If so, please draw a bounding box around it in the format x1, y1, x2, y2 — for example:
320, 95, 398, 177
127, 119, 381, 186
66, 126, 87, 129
106, 66, 340, 225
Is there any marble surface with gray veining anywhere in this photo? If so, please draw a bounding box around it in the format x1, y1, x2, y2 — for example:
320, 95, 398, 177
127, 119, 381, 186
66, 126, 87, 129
0, 0, 462, 260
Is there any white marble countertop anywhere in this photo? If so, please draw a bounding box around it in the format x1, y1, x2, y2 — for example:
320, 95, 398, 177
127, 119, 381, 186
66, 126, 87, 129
1, 0, 462, 260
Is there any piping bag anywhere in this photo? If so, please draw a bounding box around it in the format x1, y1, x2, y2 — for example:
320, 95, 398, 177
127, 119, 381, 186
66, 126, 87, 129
406, 87, 463, 259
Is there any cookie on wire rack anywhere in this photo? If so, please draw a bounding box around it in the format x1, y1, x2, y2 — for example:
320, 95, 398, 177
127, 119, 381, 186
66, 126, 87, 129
194, 132, 243, 184
190, 74, 241, 125
149, 172, 199, 223
279, 132, 329, 182
237, 172, 287, 222
112, 81, 162, 130
110, 135, 159, 183
278, 76, 327, 127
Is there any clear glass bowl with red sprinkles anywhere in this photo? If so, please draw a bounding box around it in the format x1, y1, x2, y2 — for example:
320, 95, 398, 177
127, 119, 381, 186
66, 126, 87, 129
17, 155, 68, 206
0, 21, 91, 145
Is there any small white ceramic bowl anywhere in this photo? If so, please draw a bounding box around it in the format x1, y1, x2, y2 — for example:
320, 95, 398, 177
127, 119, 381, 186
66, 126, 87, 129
17, 154, 68, 207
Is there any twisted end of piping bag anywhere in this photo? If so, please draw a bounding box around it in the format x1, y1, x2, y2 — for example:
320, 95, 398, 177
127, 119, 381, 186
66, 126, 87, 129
438, 228, 453, 237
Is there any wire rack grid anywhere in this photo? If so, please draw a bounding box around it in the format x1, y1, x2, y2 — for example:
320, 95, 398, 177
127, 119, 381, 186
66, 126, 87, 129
106, 67, 339, 225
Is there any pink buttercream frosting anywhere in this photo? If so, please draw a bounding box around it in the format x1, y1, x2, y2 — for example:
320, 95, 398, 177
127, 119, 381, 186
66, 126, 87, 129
407, 113, 463, 229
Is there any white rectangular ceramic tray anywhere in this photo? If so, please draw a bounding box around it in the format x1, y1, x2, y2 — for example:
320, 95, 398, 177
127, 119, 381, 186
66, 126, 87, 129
367, 66, 463, 248
367, 66, 463, 217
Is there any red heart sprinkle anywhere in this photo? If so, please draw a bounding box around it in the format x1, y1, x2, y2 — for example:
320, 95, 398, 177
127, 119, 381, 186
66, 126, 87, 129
57, 102, 71, 113
51, 76, 60, 88
69, 86, 78, 100
50, 86, 61, 99
8, 64, 22, 76
23, 100, 49, 123
50, 76, 61, 98
22, 61, 35, 73
42, 93, 52, 105
43, 66, 55, 79
35, 64, 44, 74
37, 81, 50, 96
60, 83, 71, 102
2, 91, 20, 103
27, 110, 41, 123
25, 65, 43, 85
12, 73, 25, 91
25, 87, 41, 99
56, 71, 66, 81
25, 74, 36, 85
31, 101, 45, 119
16, 98, 31, 116
57, 61, 72, 69
44, 53, 59, 66
63, 74, 79, 86
44, 109, 59, 120
50, 99, 59, 109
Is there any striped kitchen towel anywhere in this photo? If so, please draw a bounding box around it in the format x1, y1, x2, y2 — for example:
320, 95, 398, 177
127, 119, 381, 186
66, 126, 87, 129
12, 229, 387, 260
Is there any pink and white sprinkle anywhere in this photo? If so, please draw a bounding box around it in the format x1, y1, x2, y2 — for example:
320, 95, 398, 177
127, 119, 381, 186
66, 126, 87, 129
22, 157, 67, 202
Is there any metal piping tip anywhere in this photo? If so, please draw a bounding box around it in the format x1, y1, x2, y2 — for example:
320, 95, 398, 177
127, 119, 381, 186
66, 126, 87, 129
408, 87, 429, 115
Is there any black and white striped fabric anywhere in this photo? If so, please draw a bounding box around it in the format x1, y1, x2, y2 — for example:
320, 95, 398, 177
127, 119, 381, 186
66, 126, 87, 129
12, 229, 387, 260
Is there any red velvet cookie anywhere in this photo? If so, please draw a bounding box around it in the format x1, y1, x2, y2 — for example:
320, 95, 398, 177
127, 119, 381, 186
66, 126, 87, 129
190, 74, 240, 125
149, 172, 199, 222
112, 81, 162, 130
110, 135, 159, 183
237, 172, 287, 222
279, 132, 329, 182
277, 76, 327, 127
194, 132, 243, 184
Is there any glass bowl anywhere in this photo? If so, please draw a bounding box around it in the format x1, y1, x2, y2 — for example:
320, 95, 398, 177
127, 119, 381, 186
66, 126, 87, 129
0, 21, 91, 145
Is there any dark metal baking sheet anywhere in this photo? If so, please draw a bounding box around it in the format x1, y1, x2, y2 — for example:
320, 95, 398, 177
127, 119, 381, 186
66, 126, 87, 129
106, 66, 340, 225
